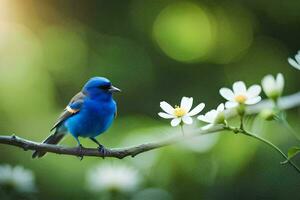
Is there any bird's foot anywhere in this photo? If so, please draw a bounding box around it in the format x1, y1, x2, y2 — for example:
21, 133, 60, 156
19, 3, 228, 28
98, 145, 108, 159
77, 144, 84, 160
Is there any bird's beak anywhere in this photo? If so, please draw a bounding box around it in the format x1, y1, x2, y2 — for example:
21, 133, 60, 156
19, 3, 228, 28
109, 85, 121, 93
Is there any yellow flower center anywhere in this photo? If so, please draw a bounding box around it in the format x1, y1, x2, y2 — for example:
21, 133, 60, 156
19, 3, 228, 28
235, 95, 247, 104
174, 106, 186, 117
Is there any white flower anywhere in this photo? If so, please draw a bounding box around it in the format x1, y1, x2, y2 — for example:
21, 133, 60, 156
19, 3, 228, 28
86, 163, 141, 193
158, 97, 205, 127
219, 81, 262, 108
198, 103, 226, 130
0, 164, 36, 192
261, 73, 284, 100
288, 50, 300, 70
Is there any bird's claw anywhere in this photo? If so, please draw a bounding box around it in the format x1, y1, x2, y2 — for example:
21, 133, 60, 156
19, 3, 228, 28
98, 145, 108, 159
77, 144, 84, 160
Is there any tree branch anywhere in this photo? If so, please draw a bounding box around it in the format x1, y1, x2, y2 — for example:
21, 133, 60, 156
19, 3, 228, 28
0, 91, 300, 159
0, 126, 223, 159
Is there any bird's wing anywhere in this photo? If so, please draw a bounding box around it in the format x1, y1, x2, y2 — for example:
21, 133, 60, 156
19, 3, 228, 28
50, 92, 86, 131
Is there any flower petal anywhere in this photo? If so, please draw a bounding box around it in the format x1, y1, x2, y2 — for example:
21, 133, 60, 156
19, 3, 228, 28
225, 101, 238, 108
245, 96, 261, 105
160, 101, 174, 115
158, 112, 174, 119
261, 75, 275, 95
233, 81, 246, 94
296, 54, 300, 65
182, 116, 193, 125
216, 103, 224, 112
180, 97, 193, 112
206, 110, 218, 121
219, 88, 234, 101
187, 103, 205, 116
247, 85, 261, 98
171, 118, 181, 127
201, 124, 214, 130
288, 58, 300, 70
198, 115, 212, 123
276, 73, 284, 93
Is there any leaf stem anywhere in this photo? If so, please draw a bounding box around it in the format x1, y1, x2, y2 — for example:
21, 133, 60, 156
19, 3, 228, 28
240, 114, 244, 130
180, 124, 185, 136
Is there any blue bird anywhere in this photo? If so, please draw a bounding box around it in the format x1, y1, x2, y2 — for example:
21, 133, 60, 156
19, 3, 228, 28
32, 77, 121, 158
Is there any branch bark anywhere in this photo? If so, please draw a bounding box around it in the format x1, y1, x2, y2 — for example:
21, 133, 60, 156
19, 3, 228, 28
0, 91, 300, 159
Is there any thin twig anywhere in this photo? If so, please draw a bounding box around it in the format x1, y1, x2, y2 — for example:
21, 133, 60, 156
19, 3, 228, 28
241, 129, 300, 173
225, 126, 300, 174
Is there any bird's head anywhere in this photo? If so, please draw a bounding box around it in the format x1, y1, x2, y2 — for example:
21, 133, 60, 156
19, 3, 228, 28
83, 77, 121, 100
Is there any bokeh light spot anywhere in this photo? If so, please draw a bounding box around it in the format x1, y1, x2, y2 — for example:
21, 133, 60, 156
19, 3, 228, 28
209, 4, 254, 64
153, 2, 214, 62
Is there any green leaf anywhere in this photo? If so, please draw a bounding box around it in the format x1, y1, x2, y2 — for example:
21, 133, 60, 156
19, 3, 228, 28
288, 146, 300, 158
281, 146, 300, 164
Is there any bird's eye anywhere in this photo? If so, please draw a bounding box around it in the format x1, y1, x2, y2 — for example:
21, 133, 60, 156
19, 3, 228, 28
99, 85, 111, 90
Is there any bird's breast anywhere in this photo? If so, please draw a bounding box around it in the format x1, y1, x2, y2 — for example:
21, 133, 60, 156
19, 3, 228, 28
65, 99, 116, 137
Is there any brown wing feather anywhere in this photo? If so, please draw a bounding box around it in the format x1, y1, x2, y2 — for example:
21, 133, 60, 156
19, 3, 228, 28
32, 132, 65, 158
50, 92, 86, 131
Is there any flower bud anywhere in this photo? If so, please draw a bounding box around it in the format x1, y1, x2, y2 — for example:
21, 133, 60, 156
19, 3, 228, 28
259, 109, 275, 121
261, 73, 284, 101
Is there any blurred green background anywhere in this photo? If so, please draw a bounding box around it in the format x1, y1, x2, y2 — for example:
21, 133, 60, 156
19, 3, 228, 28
0, 0, 300, 199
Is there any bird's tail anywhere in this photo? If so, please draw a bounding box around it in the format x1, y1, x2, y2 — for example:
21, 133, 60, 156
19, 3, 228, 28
32, 131, 66, 159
